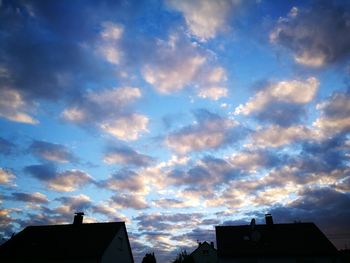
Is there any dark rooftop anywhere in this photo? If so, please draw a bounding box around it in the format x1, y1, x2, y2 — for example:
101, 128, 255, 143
216, 222, 338, 258
0, 222, 125, 261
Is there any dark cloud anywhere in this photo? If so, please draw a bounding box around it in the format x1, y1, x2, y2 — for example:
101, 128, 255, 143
24, 163, 57, 181
0, 0, 107, 102
0, 137, 15, 155
270, 1, 350, 67
103, 145, 153, 167
296, 135, 349, 173
28, 140, 77, 163
8, 192, 48, 204
255, 101, 306, 126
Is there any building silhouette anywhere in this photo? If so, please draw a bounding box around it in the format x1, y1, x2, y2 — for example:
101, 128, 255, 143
215, 214, 338, 263
0, 212, 134, 263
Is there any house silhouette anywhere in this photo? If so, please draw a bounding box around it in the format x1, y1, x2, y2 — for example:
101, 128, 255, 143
0, 212, 134, 263
190, 241, 218, 263
215, 214, 339, 263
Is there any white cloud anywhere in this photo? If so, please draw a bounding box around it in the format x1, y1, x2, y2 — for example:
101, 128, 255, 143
197, 86, 228, 100
62, 87, 148, 141
313, 92, 350, 136
143, 48, 206, 93
98, 22, 124, 65
235, 77, 319, 115
249, 125, 316, 148
100, 113, 149, 141
0, 168, 15, 184
0, 87, 38, 124
165, 113, 237, 154
87, 87, 141, 106
167, 0, 238, 41
48, 170, 93, 192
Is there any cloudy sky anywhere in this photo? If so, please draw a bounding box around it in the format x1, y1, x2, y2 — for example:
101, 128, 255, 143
1, 0, 350, 261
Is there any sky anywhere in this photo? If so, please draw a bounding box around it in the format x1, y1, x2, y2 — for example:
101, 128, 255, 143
0, 0, 350, 262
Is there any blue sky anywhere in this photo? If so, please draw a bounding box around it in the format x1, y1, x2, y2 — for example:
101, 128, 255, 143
0, 0, 350, 262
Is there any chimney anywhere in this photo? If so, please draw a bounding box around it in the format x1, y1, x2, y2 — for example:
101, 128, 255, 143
250, 218, 256, 230
210, 242, 214, 248
265, 213, 273, 225
73, 212, 84, 225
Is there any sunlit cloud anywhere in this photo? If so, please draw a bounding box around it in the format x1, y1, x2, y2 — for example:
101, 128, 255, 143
167, 0, 239, 41
100, 114, 149, 141
166, 110, 239, 154
249, 125, 316, 148
0, 87, 38, 124
25, 164, 93, 192
313, 91, 350, 136
62, 87, 148, 141
98, 169, 149, 195
235, 77, 319, 125
0, 168, 15, 185
98, 22, 124, 65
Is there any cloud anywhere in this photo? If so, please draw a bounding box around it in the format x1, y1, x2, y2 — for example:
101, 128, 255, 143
25, 164, 93, 192
0, 137, 15, 155
167, 0, 239, 41
152, 198, 186, 209
110, 194, 149, 210
142, 34, 228, 99
103, 145, 153, 167
8, 192, 48, 204
0, 168, 15, 185
29, 140, 77, 163
197, 86, 228, 101
134, 212, 203, 232
100, 114, 149, 141
165, 109, 241, 154
249, 125, 316, 148
98, 169, 148, 195
98, 22, 124, 65
313, 91, 350, 137
142, 35, 206, 94
0, 1, 107, 105
62, 87, 148, 141
235, 77, 319, 125
54, 194, 93, 216
226, 149, 281, 172
270, 3, 350, 67
0, 87, 38, 124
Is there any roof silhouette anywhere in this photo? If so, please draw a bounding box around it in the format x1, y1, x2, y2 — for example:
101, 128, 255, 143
216, 222, 338, 258
0, 222, 130, 261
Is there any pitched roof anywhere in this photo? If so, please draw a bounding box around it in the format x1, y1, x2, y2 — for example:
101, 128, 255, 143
190, 241, 217, 256
216, 222, 338, 258
0, 222, 126, 261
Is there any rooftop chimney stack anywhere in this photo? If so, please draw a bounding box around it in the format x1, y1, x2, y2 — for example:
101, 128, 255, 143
73, 212, 84, 225
265, 213, 273, 225
210, 241, 214, 248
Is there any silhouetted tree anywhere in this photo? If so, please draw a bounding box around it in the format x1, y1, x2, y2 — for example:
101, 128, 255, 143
142, 252, 156, 263
172, 250, 194, 263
